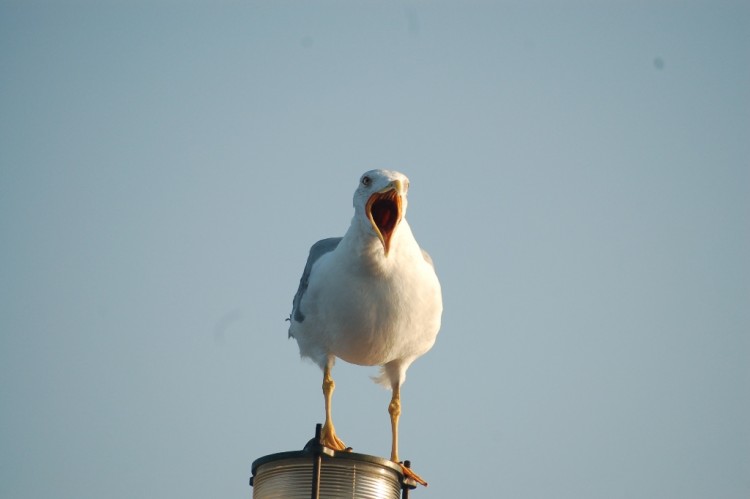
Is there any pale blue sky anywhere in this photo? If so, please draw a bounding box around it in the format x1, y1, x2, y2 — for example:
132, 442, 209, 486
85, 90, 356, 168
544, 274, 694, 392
1, 1, 748, 498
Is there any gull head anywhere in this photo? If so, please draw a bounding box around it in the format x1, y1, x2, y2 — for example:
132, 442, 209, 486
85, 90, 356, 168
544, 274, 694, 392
353, 169, 410, 257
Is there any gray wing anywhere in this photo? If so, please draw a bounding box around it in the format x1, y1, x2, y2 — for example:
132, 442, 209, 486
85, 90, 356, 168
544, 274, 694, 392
421, 248, 435, 268
290, 237, 342, 324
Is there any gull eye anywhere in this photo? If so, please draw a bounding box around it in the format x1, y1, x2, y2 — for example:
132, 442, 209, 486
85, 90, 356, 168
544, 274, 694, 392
361, 175, 371, 187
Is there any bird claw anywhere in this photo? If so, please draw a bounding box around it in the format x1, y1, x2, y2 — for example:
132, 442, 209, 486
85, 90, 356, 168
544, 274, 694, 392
320, 424, 349, 451
400, 463, 428, 487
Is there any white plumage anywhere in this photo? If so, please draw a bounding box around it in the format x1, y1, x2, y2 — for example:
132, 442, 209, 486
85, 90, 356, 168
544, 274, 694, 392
288, 169, 442, 485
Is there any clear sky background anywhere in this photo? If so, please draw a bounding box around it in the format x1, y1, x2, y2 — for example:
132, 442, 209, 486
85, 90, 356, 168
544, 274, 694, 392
1, 1, 748, 498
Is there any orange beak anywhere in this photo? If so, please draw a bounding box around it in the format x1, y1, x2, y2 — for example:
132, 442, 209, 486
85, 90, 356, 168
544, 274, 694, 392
366, 180, 405, 256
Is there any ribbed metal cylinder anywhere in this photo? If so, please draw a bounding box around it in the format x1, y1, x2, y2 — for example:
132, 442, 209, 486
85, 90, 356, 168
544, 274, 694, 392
252, 450, 405, 499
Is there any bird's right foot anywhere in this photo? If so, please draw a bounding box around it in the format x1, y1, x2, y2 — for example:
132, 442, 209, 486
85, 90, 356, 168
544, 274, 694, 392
320, 422, 349, 451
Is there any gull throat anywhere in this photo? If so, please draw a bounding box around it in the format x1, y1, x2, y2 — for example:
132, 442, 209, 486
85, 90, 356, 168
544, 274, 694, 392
366, 189, 402, 256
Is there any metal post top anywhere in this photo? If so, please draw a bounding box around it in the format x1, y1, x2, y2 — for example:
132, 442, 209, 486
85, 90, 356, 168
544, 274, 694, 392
250, 424, 418, 491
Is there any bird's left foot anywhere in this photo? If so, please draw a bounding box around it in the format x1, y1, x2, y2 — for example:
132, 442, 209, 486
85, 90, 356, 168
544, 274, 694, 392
400, 463, 428, 487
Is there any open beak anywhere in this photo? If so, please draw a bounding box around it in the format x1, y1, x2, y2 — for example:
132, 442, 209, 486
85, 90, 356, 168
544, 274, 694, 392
366, 180, 405, 256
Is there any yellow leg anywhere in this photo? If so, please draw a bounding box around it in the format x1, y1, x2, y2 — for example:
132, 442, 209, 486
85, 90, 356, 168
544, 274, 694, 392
388, 386, 401, 463
389, 386, 428, 487
320, 364, 347, 451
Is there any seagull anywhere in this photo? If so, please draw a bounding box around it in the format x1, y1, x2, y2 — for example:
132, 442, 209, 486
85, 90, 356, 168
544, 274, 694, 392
288, 169, 442, 486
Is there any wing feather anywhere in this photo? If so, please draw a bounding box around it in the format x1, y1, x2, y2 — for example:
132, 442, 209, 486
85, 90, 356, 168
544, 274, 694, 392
290, 237, 342, 326
421, 248, 434, 268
